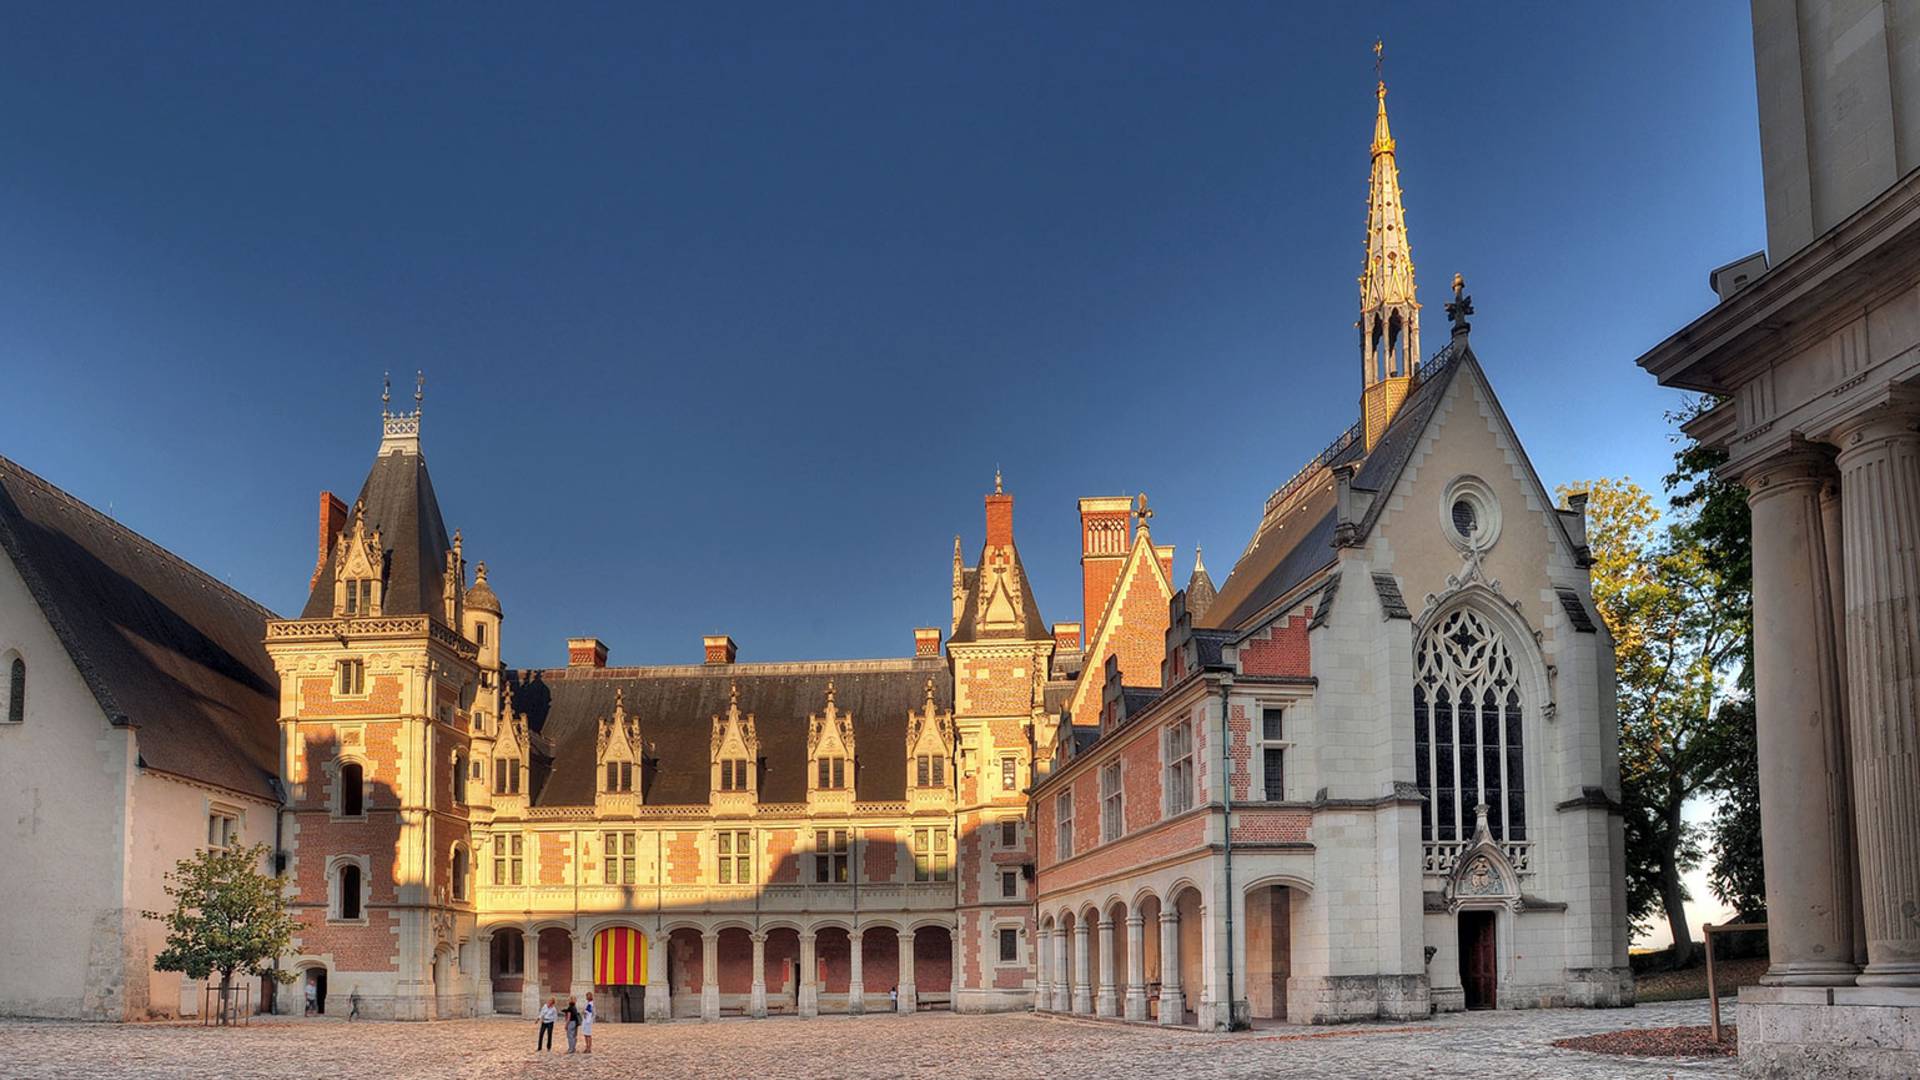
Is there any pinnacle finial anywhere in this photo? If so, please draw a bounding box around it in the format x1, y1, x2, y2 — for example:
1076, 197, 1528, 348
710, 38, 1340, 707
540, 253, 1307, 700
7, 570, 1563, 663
825, 680, 837, 710
382, 371, 392, 407
994, 467, 1003, 495
414, 370, 425, 407
1194, 545, 1206, 574
474, 561, 489, 584
1374, 37, 1384, 83
925, 676, 936, 708
1446, 273, 1475, 339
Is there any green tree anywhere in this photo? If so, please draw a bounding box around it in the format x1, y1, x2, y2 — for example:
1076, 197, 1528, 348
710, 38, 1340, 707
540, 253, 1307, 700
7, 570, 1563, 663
143, 843, 301, 1022
1567, 476, 1748, 959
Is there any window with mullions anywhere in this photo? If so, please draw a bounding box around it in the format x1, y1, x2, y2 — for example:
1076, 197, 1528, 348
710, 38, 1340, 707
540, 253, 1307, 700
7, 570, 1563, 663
815, 829, 850, 882
1055, 791, 1074, 859
604, 760, 634, 793
603, 831, 637, 884
913, 827, 950, 881
717, 830, 752, 884
1260, 707, 1288, 802
494, 756, 521, 795
1100, 761, 1123, 842
1001, 756, 1017, 791
1413, 607, 1526, 843
719, 758, 752, 792
817, 756, 848, 790
336, 659, 365, 696
915, 753, 947, 788
494, 834, 524, 885
1165, 722, 1194, 816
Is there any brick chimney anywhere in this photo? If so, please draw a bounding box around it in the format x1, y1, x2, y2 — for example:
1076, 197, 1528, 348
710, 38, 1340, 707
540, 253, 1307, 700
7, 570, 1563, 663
1052, 622, 1082, 654
704, 635, 737, 665
985, 471, 1014, 548
1078, 497, 1133, 630
567, 637, 608, 669
311, 491, 349, 592
913, 627, 942, 659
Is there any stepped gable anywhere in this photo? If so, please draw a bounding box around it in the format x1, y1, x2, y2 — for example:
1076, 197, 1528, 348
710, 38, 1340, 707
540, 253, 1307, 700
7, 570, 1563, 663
508, 657, 953, 807
0, 454, 280, 799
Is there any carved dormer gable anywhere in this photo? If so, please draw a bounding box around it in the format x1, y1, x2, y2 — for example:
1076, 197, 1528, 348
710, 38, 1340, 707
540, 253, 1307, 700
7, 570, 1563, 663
709, 682, 758, 800
332, 500, 387, 618
906, 678, 954, 794
807, 681, 856, 796
597, 688, 643, 796
1443, 804, 1523, 913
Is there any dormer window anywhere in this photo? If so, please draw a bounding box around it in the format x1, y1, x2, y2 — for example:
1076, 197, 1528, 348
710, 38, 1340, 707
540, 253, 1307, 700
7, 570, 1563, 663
816, 756, 848, 790
343, 579, 373, 615
915, 754, 946, 788
494, 755, 521, 795
718, 759, 752, 792
604, 761, 634, 793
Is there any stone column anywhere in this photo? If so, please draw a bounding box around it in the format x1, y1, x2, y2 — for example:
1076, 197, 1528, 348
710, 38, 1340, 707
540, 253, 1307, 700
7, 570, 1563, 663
1159, 911, 1184, 1025
645, 933, 671, 1021
897, 929, 917, 1012
1745, 450, 1860, 985
474, 933, 495, 1016
1821, 475, 1872, 971
1052, 928, 1071, 1012
569, 929, 594, 1010
1834, 408, 1920, 985
521, 924, 543, 1018
1124, 914, 1148, 1021
700, 929, 720, 1021
950, 924, 960, 1002
1096, 918, 1119, 1017
1072, 921, 1093, 1014
797, 932, 819, 1018
848, 929, 865, 1014
750, 932, 768, 1019
1035, 927, 1051, 1008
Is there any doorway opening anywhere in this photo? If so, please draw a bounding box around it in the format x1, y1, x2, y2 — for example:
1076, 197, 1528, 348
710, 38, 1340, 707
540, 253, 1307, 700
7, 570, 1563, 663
1458, 911, 1497, 1010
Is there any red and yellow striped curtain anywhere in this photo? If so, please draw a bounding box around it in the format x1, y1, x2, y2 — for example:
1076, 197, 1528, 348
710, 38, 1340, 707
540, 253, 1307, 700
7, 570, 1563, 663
593, 928, 648, 986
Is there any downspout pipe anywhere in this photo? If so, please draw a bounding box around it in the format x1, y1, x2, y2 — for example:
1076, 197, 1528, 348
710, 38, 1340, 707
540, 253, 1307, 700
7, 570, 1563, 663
1218, 673, 1243, 1031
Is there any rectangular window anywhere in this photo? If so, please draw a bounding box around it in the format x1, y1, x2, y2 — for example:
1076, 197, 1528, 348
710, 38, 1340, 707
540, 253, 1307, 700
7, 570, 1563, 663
1262, 707, 1285, 741
717, 830, 752, 885
1001, 870, 1018, 899
207, 810, 237, 851
345, 579, 371, 615
1100, 761, 1123, 842
1264, 747, 1286, 802
495, 757, 521, 795
817, 757, 847, 790
1260, 707, 1289, 802
998, 927, 1018, 963
913, 827, 950, 882
915, 754, 947, 788
493, 932, 524, 976
1166, 722, 1194, 816
605, 761, 634, 793
336, 659, 365, 696
475, 622, 487, 646
1001, 756, 1017, 791
1000, 820, 1017, 848
720, 758, 751, 792
603, 831, 636, 885
814, 829, 850, 883
1055, 791, 1074, 859
495, 834, 524, 886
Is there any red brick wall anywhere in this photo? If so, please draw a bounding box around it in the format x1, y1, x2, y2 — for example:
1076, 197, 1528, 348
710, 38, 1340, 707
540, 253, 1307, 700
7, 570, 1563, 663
1122, 728, 1164, 832
1227, 703, 1253, 802
864, 828, 898, 883
913, 929, 952, 991
666, 831, 699, 885
1072, 770, 1098, 849
1074, 550, 1171, 727
860, 929, 899, 990
1239, 608, 1312, 677
1037, 812, 1208, 895
984, 494, 1014, 547
955, 652, 1036, 716
1230, 807, 1311, 844
815, 930, 851, 993
766, 829, 799, 884
538, 833, 571, 886
717, 930, 754, 994
298, 674, 404, 718
538, 928, 573, 990
670, 931, 703, 993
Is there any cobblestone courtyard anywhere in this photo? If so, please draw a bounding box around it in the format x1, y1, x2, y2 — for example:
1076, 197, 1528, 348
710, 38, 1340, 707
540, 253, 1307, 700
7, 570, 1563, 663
0, 1002, 1735, 1079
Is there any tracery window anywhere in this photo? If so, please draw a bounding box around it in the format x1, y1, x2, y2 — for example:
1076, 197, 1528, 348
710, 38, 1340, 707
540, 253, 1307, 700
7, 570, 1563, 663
1413, 607, 1526, 843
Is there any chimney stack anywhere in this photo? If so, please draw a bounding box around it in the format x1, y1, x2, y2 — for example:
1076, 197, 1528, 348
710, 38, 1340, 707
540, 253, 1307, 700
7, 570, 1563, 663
1052, 622, 1082, 654
312, 492, 349, 591
984, 471, 1014, 548
567, 637, 609, 669
913, 627, 942, 659
704, 635, 738, 665
1078, 497, 1134, 630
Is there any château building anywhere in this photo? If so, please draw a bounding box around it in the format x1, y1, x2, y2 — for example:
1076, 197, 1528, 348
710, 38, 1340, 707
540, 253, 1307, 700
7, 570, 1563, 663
0, 65, 1630, 1028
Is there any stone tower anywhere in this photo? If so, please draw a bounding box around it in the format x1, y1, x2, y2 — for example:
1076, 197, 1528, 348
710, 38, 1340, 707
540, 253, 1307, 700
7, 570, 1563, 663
1358, 63, 1421, 451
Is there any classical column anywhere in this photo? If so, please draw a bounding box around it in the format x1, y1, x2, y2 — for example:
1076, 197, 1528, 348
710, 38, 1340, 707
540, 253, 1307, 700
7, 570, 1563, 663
848, 930, 866, 1014
1834, 408, 1920, 985
750, 932, 768, 1019
1159, 911, 1184, 1025
521, 924, 543, 1018
1821, 476, 1871, 970
1035, 928, 1051, 1008
1124, 914, 1148, 1021
797, 932, 819, 1019
1052, 928, 1071, 1012
645, 933, 671, 1021
474, 933, 495, 1016
1072, 921, 1093, 1014
569, 929, 594, 1010
1095, 918, 1119, 1017
700, 929, 720, 1021
1745, 450, 1860, 985
897, 929, 917, 1012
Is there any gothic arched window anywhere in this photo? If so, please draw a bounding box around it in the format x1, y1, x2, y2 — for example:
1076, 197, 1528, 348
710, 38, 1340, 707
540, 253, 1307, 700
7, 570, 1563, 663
337, 863, 363, 920
1413, 607, 1526, 844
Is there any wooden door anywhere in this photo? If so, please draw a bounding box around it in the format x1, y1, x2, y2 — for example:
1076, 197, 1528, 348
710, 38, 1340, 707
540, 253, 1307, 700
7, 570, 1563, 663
1458, 911, 1497, 1009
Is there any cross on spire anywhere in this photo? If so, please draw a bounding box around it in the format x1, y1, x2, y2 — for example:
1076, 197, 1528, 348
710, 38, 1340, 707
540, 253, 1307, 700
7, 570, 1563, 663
1446, 273, 1475, 339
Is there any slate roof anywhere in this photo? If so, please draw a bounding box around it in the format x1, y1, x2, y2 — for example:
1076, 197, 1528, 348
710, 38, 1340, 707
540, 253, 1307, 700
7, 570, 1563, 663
0, 455, 282, 800
508, 659, 953, 807
301, 448, 454, 623
1201, 342, 1470, 632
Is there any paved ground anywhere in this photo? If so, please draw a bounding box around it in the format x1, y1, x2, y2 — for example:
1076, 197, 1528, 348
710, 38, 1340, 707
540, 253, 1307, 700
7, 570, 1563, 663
0, 1002, 1736, 1079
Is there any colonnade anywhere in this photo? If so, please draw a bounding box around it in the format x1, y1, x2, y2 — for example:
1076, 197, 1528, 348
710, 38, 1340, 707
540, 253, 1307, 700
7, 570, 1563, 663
1036, 905, 1187, 1026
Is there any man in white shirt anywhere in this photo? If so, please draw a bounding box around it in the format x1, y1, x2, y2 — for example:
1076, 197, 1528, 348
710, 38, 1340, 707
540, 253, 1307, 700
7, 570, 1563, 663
537, 998, 557, 1052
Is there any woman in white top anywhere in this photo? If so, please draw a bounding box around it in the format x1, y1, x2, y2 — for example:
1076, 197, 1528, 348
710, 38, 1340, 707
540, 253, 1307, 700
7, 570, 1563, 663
581, 992, 595, 1053
536, 998, 557, 1052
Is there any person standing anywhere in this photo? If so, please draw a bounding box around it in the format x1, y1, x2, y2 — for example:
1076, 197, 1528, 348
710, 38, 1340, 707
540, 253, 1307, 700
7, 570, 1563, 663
582, 992, 595, 1054
563, 996, 581, 1054
537, 997, 557, 1052
303, 979, 317, 1017
348, 986, 362, 1021
889, 985, 899, 1013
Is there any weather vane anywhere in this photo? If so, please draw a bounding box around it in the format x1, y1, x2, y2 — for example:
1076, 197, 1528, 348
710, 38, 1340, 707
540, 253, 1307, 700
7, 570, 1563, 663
1374, 38, 1384, 82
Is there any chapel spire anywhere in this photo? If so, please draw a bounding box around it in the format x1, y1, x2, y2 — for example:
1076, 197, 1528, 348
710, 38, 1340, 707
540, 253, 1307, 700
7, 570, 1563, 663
1358, 41, 1421, 452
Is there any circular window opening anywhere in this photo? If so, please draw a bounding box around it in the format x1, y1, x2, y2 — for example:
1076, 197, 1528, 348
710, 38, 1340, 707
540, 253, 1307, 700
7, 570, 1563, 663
1451, 498, 1478, 539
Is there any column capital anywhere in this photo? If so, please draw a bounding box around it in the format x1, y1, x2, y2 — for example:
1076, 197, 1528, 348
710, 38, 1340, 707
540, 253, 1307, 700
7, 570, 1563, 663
1831, 397, 1920, 458
1743, 442, 1839, 498
1159, 911, 1179, 927
1125, 912, 1145, 928
750, 931, 767, 944
897, 928, 915, 942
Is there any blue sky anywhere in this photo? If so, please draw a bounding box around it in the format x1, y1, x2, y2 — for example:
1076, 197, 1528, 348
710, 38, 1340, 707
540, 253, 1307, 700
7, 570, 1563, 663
0, 2, 1760, 669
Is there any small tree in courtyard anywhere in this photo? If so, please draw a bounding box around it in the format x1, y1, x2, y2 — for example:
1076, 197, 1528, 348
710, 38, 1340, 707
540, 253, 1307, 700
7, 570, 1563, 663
144, 842, 302, 1023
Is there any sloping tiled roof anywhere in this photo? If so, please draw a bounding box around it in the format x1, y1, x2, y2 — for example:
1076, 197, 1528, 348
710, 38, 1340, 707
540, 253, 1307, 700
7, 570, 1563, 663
949, 543, 1048, 644
0, 455, 281, 800
508, 658, 952, 807
301, 448, 454, 623
1201, 342, 1469, 632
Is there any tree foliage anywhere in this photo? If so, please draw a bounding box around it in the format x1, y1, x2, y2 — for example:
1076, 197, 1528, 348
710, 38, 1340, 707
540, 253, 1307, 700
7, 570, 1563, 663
144, 843, 301, 1013
1566, 472, 1749, 957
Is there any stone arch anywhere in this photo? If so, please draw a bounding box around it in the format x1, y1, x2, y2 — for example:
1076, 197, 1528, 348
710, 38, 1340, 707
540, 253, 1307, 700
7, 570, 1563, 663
1169, 883, 1205, 1025
756, 918, 807, 935
1242, 879, 1304, 1022
708, 918, 757, 935
665, 926, 705, 1018
1104, 897, 1130, 1018
1130, 885, 1163, 911
853, 916, 907, 934
802, 917, 856, 935
659, 918, 711, 936
904, 916, 957, 934
1239, 872, 1313, 897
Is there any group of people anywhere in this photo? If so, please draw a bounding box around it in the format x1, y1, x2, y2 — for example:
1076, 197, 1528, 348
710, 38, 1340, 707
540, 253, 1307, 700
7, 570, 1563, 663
536, 993, 595, 1054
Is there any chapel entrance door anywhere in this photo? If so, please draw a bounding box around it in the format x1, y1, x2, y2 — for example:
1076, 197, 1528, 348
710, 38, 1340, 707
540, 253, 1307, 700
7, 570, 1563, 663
1458, 911, 1497, 1010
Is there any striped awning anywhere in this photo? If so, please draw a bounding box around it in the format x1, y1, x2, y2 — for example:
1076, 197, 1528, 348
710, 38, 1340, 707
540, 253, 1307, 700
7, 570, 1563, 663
594, 928, 648, 986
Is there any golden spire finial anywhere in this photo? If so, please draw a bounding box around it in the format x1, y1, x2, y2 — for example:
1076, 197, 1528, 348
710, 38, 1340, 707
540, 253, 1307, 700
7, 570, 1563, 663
994, 467, 1003, 495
